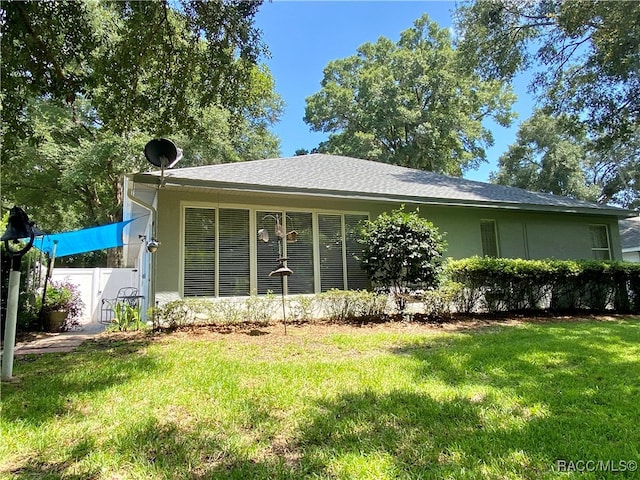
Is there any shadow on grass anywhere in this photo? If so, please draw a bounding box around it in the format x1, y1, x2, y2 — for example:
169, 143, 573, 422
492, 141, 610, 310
106, 413, 304, 480
378, 320, 640, 474
5, 320, 640, 479
6, 437, 102, 480
2, 336, 156, 426
107, 321, 640, 478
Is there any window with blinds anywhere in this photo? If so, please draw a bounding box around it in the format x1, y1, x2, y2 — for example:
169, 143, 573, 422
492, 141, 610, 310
183, 206, 370, 297
480, 220, 499, 258
345, 214, 368, 290
590, 225, 611, 260
183, 207, 215, 296
256, 211, 284, 294
286, 211, 314, 294
318, 214, 345, 292
219, 209, 250, 296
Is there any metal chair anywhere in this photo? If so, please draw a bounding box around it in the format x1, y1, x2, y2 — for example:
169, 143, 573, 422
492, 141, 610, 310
100, 287, 140, 324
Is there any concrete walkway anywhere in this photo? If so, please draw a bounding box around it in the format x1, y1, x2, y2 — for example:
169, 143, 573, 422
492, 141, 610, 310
12, 322, 106, 355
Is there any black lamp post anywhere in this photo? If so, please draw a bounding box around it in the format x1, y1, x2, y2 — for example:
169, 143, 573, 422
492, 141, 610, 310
1, 206, 43, 380
269, 257, 293, 335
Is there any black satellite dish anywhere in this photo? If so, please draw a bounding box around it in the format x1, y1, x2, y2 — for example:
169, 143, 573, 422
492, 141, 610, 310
144, 138, 183, 169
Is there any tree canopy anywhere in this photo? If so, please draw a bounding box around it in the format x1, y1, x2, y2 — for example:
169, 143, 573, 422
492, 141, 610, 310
304, 15, 515, 176
492, 110, 599, 201
455, 0, 640, 159
494, 111, 640, 209
1, 0, 278, 141
1, 0, 282, 251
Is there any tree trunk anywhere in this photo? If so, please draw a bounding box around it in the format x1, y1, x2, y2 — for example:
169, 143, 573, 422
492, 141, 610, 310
107, 247, 123, 268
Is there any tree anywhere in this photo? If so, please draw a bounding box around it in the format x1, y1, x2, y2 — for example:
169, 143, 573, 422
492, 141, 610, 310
1, 0, 283, 264
493, 110, 640, 209
455, 0, 640, 154
2, 97, 280, 233
304, 15, 515, 176
359, 206, 447, 312
1, 0, 274, 143
592, 129, 640, 209
492, 110, 599, 201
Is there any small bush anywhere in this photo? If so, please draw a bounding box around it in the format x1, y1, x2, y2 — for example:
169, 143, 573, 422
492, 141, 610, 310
288, 295, 317, 322
150, 294, 280, 328
110, 302, 144, 332
245, 292, 278, 324
421, 282, 464, 319
150, 298, 220, 329
317, 289, 389, 322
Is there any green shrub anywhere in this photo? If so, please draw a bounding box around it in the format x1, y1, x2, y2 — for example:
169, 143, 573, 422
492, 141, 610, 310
150, 298, 220, 329
244, 292, 278, 324
110, 302, 144, 332
445, 257, 640, 314
216, 299, 244, 325
287, 295, 317, 322
421, 281, 464, 318
150, 294, 281, 328
359, 206, 446, 312
317, 289, 389, 322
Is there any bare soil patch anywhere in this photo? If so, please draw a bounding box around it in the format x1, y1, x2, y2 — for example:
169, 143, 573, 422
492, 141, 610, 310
121, 313, 635, 347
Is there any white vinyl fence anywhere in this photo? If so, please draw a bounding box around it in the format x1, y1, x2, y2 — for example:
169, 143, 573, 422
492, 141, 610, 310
51, 268, 140, 325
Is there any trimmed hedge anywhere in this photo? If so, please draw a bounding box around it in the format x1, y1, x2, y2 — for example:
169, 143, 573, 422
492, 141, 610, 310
445, 257, 640, 314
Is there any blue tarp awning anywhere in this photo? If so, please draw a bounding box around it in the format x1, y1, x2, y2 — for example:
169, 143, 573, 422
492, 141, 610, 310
34, 219, 135, 257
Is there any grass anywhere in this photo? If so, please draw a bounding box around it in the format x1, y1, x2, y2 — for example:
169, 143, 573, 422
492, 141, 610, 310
2, 317, 640, 479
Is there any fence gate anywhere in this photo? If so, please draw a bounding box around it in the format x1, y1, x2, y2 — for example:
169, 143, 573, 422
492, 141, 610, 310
51, 268, 140, 325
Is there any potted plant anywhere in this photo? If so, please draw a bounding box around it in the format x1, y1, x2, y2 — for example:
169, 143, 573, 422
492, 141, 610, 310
42, 280, 85, 332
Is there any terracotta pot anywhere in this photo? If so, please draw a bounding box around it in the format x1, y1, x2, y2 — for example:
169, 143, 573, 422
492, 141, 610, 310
45, 310, 68, 332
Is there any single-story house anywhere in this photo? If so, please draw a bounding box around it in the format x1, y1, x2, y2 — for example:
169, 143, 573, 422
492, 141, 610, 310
123, 154, 634, 309
620, 217, 640, 262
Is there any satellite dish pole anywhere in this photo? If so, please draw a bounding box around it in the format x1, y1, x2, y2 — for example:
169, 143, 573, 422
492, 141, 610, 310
144, 138, 183, 187
134, 139, 182, 317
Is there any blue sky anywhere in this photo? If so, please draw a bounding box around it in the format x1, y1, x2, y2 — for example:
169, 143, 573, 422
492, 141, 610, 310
254, 1, 535, 182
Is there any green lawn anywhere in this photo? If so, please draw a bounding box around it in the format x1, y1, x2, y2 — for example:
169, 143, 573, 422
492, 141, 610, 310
2, 318, 640, 479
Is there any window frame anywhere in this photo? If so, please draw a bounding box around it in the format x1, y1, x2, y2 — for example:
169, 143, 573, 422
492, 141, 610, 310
480, 219, 500, 258
589, 224, 612, 260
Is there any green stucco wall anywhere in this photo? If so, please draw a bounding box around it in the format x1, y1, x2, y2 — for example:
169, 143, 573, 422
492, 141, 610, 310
151, 186, 623, 297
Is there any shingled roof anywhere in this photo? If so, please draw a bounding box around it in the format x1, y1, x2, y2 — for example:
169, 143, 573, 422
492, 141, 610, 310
133, 154, 632, 216
620, 217, 640, 250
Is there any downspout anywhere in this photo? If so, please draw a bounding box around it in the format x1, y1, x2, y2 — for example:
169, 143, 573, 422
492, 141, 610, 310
125, 175, 158, 313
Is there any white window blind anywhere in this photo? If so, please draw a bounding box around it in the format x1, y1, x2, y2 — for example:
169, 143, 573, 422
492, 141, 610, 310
184, 207, 215, 296
257, 211, 284, 294
590, 225, 611, 260
318, 214, 345, 291
480, 220, 499, 258
286, 211, 314, 294
219, 208, 250, 296
345, 214, 368, 290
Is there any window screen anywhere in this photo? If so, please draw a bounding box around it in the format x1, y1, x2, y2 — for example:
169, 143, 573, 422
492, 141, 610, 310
257, 211, 284, 294
480, 220, 499, 258
183, 207, 215, 296
590, 225, 611, 260
286, 211, 314, 294
345, 214, 368, 290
